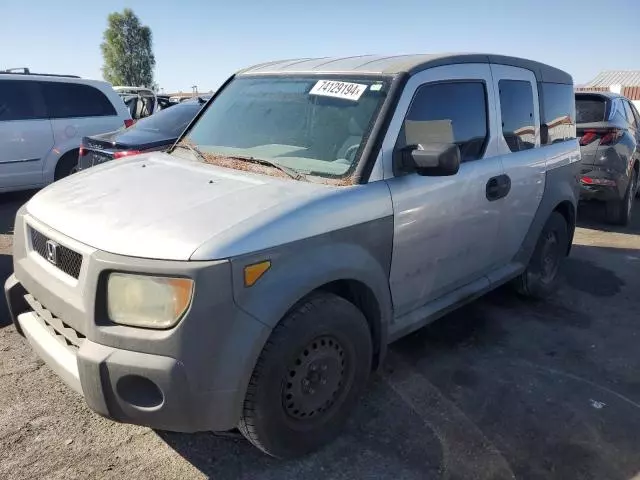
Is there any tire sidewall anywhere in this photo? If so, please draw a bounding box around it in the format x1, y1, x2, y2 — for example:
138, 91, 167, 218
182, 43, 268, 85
523, 212, 569, 298
245, 294, 372, 457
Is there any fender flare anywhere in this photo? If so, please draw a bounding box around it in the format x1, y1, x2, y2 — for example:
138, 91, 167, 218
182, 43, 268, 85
515, 165, 578, 266
231, 241, 393, 359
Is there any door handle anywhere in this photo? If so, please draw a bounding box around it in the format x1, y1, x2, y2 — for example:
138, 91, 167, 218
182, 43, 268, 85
486, 174, 511, 201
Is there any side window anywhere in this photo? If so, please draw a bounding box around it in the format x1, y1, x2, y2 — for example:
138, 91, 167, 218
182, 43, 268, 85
41, 82, 117, 119
609, 99, 627, 123
498, 80, 535, 152
0, 80, 47, 121
631, 103, 640, 127
538, 82, 576, 145
622, 101, 636, 127
398, 82, 488, 162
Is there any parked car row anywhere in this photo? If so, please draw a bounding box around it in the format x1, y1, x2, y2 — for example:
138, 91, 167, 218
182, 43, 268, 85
7, 53, 593, 458
0, 70, 207, 194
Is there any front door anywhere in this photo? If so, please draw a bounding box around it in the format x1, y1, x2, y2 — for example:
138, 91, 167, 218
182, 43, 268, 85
382, 64, 505, 318
0, 80, 52, 191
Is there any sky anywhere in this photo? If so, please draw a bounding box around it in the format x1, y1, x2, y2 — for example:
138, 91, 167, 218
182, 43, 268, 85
2, 0, 639, 93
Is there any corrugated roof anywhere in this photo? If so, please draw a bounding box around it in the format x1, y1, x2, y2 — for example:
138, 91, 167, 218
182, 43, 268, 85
585, 70, 640, 87
237, 54, 572, 84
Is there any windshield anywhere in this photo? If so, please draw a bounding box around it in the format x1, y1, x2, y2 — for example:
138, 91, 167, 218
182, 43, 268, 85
131, 103, 201, 137
181, 76, 389, 178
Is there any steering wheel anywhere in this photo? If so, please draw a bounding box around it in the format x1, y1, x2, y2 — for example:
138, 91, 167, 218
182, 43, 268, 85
343, 144, 360, 162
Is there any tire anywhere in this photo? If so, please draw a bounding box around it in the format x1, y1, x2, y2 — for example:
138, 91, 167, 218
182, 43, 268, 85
515, 212, 569, 299
605, 170, 636, 226
238, 292, 372, 458
54, 150, 79, 181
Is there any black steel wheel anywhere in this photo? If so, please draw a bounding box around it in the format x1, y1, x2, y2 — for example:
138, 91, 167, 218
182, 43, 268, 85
515, 212, 569, 299
238, 292, 372, 458
283, 335, 348, 421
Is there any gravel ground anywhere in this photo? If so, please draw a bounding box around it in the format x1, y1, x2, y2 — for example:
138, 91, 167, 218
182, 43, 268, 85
1, 190, 640, 480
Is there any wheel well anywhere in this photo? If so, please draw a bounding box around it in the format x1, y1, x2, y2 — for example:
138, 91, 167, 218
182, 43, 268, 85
553, 200, 576, 253
55, 149, 79, 179
317, 280, 383, 370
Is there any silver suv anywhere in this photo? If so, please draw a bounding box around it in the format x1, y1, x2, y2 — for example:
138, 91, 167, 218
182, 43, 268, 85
5, 54, 580, 458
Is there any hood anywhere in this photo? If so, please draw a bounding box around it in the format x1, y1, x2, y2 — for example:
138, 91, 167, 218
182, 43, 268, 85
88, 128, 174, 149
26, 153, 340, 261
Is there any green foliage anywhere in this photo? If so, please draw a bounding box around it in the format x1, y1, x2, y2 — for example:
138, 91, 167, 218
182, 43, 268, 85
100, 9, 155, 87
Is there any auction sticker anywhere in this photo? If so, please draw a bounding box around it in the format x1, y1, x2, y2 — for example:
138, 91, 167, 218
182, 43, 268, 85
309, 80, 367, 101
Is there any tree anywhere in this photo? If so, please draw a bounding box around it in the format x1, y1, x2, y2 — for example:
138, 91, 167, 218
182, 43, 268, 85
101, 9, 155, 87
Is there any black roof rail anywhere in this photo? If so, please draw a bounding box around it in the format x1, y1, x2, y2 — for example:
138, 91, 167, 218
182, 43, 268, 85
0, 67, 80, 78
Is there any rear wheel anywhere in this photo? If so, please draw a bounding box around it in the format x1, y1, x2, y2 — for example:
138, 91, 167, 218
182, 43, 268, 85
54, 150, 79, 181
606, 170, 636, 225
238, 292, 372, 458
515, 212, 569, 299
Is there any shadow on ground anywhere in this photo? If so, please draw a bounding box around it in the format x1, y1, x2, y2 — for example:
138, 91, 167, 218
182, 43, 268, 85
158, 240, 640, 479
577, 198, 640, 234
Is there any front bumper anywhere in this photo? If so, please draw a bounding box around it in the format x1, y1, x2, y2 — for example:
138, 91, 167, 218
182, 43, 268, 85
5, 209, 271, 432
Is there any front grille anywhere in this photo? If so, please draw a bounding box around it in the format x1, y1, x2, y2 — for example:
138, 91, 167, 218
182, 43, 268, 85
24, 294, 86, 350
30, 228, 83, 279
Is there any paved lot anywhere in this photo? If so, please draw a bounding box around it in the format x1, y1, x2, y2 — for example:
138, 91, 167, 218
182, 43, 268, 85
1, 190, 640, 480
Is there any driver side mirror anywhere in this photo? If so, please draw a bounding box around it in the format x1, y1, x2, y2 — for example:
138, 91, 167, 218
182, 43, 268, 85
400, 143, 461, 176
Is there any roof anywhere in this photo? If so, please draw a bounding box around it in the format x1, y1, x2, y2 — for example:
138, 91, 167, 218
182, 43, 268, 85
584, 70, 640, 88
238, 54, 572, 84
0, 73, 107, 86
575, 90, 624, 99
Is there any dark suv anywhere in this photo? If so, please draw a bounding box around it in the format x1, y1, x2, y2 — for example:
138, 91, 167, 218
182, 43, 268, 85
576, 92, 640, 225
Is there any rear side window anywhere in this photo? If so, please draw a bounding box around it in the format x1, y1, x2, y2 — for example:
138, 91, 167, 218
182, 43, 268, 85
538, 83, 576, 145
42, 82, 117, 119
399, 82, 488, 162
631, 103, 640, 126
0, 80, 47, 121
622, 101, 636, 127
498, 80, 535, 152
575, 95, 607, 123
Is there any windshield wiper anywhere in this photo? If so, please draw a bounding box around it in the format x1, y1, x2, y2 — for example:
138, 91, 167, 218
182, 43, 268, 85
172, 145, 307, 181
226, 155, 307, 181
172, 142, 207, 162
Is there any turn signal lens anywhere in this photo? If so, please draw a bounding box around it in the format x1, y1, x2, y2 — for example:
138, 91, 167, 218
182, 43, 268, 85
244, 261, 271, 287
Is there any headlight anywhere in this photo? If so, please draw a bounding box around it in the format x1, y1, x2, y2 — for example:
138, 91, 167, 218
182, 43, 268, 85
107, 273, 194, 329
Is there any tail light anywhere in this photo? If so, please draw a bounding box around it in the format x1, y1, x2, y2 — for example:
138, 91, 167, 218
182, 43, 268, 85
79, 146, 87, 157
124, 119, 135, 128
113, 150, 142, 159
599, 129, 623, 146
579, 128, 623, 146
580, 176, 616, 186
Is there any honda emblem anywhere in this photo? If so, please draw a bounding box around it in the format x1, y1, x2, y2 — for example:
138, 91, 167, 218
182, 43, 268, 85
45, 240, 59, 266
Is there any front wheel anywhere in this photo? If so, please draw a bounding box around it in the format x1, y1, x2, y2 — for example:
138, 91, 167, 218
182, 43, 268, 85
238, 292, 372, 458
515, 212, 569, 299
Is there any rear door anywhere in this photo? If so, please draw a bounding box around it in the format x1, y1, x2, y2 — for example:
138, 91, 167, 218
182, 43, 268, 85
0, 79, 53, 190
41, 81, 122, 149
489, 65, 545, 265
